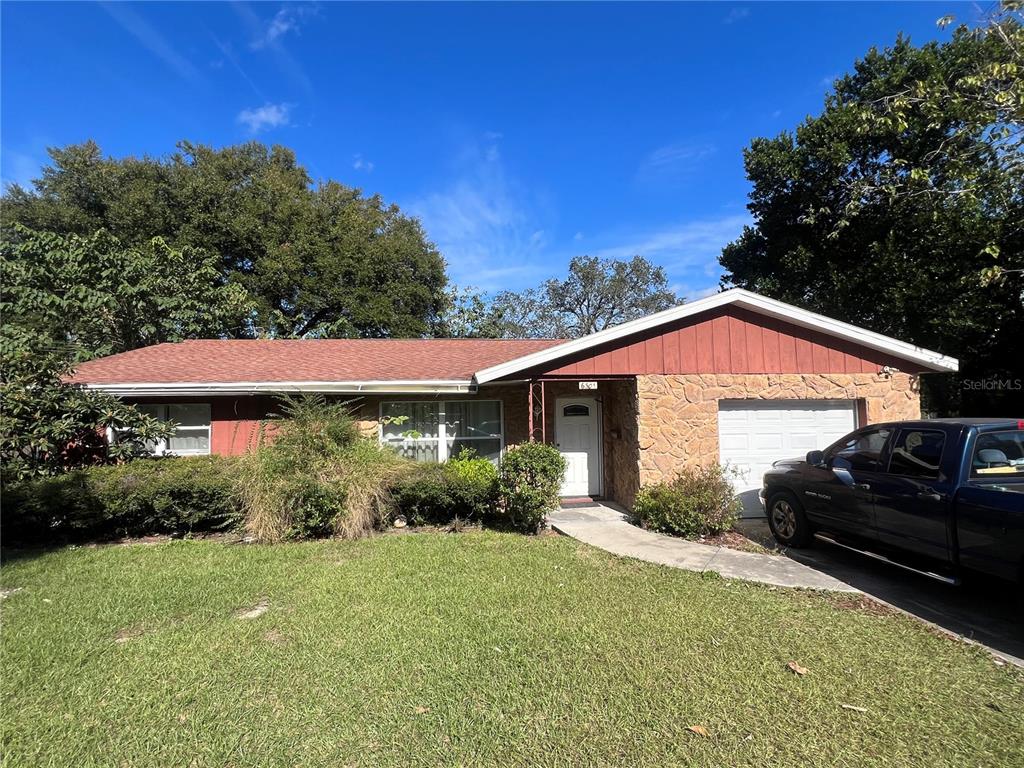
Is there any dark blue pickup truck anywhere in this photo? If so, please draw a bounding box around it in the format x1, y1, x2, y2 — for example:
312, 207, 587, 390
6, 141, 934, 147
761, 419, 1024, 584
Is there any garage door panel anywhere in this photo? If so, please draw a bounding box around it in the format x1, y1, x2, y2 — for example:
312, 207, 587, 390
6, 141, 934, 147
718, 400, 856, 518
719, 434, 749, 451
754, 434, 783, 450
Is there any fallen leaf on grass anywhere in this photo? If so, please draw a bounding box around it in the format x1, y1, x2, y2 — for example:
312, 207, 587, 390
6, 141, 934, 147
840, 704, 867, 713
414, 706, 431, 715
786, 661, 809, 676
687, 725, 709, 737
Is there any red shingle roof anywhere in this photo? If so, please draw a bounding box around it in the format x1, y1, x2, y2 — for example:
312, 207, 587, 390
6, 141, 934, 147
69, 339, 566, 385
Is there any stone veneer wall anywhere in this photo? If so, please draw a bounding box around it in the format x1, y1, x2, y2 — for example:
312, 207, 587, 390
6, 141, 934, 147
636, 372, 921, 487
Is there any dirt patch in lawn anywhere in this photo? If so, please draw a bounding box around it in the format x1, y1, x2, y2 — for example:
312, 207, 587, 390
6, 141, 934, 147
113, 625, 146, 644
235, 598, 271, 620
699, 525, 784, 555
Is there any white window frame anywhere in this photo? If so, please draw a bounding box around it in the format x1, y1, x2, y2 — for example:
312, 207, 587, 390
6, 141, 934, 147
134, 404, 212, 456
378, 400, 504, 463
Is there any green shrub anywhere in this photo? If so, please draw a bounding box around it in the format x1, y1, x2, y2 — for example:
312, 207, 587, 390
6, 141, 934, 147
497, 442, 566, 533
393, 449, 499, 525
1, 455, 242, 543
632, 463, 740, 538
238, 395, 408, 541
445, 450, 499, 518
392, 463, 454, 525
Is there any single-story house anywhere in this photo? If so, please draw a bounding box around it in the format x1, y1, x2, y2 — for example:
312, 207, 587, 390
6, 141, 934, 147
70, 288, 958, 514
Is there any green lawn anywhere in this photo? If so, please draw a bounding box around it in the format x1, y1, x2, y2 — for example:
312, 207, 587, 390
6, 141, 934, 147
2, 532, 1022, 767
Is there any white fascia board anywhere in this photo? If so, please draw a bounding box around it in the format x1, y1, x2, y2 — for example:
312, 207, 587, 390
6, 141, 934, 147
473, 288, 958, 384
82, 380, 477, 397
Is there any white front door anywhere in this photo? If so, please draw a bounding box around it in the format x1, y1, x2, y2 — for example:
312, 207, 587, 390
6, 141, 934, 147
555, 397, 602, 497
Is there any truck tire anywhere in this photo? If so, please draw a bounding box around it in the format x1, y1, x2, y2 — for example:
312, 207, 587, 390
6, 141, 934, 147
766, 490, 812, 547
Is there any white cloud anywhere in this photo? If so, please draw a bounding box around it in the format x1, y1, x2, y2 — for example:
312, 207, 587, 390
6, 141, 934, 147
637, 142, 716, 183
250, 5, 315, 50
408, 138, 553, 292
237, 103, 291, 133
235, 3, 315, 96
102, 2, 202, 83
586, 214, 750, 297
209, 33, 265, 100
681, 284, 722, 301
408, 135, 747, 298
1, 146, 44, 190
723, 7, 750, 24
589, 214, 748, 265
644, 142, 716, 170
352, 154, 375, 173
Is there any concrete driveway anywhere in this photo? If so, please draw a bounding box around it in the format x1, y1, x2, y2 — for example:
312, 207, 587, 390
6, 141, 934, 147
738, 520, 1024, 666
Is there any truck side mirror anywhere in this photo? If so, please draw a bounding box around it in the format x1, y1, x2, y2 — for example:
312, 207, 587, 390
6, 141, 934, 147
806, 450, 825, 467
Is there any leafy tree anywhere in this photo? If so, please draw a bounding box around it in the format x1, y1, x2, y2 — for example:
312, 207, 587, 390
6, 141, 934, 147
720, 17, 1023, 415
488, 255, 680, 338
1, 225, 250, 360
3, 140, 447, 338
0, 225, 248, 477
0, 345, 171, 480
431, 285, 513, 339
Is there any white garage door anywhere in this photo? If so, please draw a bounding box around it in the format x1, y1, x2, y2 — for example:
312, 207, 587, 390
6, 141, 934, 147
718, 400, 857, 518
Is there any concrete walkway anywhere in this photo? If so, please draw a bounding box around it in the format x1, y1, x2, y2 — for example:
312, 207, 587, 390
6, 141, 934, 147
549, 504, 859, 592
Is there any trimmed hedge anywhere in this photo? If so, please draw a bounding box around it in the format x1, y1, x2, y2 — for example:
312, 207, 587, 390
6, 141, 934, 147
632, 463, 740, 538
392, 450, 499, 525
2, 456, 242, 543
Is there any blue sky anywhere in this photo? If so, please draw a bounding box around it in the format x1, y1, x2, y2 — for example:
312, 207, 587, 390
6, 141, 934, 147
2, 1, 970, 298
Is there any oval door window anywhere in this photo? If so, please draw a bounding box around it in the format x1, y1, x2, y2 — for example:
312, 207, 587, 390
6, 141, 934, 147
562, 404, 590, 417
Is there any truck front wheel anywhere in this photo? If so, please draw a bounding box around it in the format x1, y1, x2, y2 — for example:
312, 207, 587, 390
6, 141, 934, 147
766, 491, 812, 547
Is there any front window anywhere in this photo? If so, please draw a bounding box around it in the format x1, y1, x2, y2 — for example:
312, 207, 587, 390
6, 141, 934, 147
133, 403, 211, 456
381, 400, 503, 463
971, 429, 1024, 477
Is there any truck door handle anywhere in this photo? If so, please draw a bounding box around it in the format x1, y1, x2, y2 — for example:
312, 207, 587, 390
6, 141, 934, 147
917, 491, 942, 502
853, 483, 870, 491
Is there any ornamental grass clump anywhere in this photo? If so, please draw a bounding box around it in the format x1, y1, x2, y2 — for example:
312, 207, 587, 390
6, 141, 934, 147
632, 463, 741, 539
238, 395, 408, 542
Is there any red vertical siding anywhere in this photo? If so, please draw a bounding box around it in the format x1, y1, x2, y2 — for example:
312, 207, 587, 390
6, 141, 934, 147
535, 304, 923, 376
712, 315, 731, 372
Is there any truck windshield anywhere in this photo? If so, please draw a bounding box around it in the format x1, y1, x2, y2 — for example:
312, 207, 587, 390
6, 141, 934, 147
971, 429, 1024, 477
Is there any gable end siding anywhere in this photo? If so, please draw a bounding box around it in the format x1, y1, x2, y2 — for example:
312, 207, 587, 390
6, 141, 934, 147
528, 306, 926, 377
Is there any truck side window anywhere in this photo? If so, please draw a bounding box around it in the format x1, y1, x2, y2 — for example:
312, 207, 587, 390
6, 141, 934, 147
888, 430, 945, 479
829, 428, 892, 472
971, 429, 1024, 477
